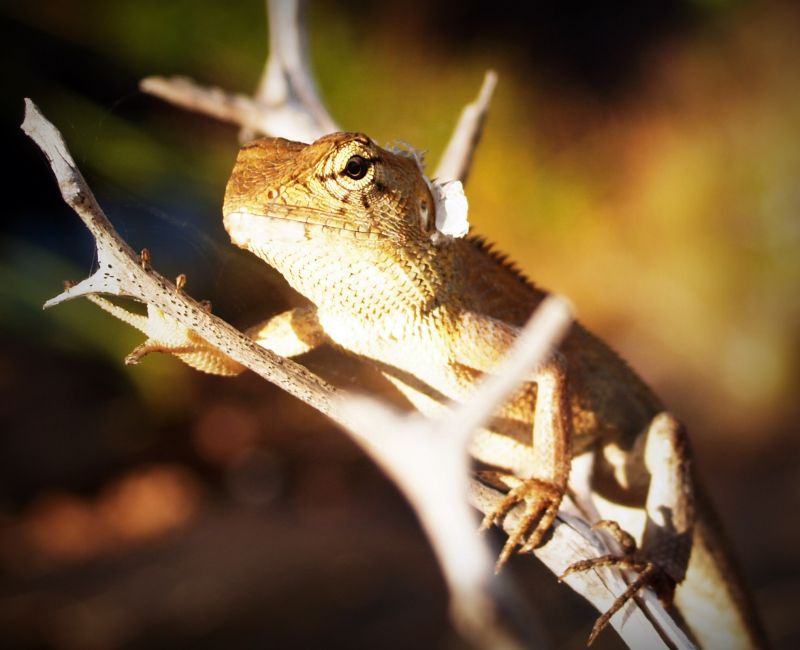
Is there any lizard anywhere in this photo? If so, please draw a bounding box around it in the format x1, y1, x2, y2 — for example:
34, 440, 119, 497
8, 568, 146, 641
99, 131, 767, 648
217, 132, 768, 648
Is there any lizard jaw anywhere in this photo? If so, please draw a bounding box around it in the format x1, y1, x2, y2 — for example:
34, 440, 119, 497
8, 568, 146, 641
224, 209, 309, 248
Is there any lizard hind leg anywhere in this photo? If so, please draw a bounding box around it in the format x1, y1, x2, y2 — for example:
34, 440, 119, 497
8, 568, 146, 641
559, 519, 677, 645
562, 412, 695, 644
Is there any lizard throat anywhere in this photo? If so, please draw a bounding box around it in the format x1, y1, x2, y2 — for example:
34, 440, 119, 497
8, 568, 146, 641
224, 207, 446, 318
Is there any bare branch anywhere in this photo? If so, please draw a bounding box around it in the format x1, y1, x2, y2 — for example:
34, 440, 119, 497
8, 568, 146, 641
240, 0, 337, 142
24, 99, 343, 419
435, 70, 497, 184
141, 0, 336, 143
140, 74, 329, 144
24, 99, 542, 650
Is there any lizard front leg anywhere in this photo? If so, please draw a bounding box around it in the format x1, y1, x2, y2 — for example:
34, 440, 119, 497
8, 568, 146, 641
450, 311, 573, 568
480, 355, 574, 568
247, 305, 326, 357
92, 295, 326, 375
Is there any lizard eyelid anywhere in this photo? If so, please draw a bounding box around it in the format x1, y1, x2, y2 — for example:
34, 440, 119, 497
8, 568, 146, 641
419, 198, 434, 233
342, 155, 370, 180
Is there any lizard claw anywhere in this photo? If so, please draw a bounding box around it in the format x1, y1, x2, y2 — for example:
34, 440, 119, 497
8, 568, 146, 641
560, 519, 675, 645
479, 475, 565, 571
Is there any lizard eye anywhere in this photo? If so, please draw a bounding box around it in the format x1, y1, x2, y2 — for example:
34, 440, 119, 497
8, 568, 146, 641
343, 155, 369, 180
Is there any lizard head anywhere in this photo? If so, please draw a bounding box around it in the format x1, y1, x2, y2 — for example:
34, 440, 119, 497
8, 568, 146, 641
222, 132, 450, 313
223, 132, 437, 253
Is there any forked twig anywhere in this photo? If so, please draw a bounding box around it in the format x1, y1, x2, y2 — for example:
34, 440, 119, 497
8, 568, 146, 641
141, 0, 335, 143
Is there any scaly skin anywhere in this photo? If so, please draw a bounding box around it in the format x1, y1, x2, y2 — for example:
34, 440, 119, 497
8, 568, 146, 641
220, 132, 767, 649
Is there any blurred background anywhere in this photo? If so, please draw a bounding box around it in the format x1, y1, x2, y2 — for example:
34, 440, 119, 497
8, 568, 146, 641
1, 0, 798, 648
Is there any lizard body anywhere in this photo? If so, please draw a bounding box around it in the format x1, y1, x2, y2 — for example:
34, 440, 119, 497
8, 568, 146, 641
218, 132, 766, 648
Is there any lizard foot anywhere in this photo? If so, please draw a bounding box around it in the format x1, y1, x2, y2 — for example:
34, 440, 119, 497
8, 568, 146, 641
560, 520, 675, 646
478, 473, 565, 571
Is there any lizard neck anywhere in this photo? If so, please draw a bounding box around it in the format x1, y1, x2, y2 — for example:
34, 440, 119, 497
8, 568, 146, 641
260, 235, 457, 324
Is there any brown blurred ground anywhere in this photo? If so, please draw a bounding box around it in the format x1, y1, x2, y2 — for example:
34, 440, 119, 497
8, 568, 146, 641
1, 1, 798, 648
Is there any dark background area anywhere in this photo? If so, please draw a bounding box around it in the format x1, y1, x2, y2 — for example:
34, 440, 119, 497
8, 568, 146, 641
1, 1, 798, 648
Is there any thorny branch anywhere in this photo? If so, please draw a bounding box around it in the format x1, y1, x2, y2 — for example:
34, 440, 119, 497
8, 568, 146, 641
27, 1, 696, 649
24, 97, 550, 650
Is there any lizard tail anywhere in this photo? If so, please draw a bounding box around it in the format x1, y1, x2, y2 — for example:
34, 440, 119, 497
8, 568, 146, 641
675, 485, 769, 650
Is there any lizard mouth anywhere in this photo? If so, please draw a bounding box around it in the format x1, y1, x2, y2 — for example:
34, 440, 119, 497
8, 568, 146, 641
223, 203, 380, 248
225, 210, 308, 247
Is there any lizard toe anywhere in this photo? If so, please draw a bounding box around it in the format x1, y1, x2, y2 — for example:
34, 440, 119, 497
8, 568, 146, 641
560, 527, 677, 645
483, 477, 565, 570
